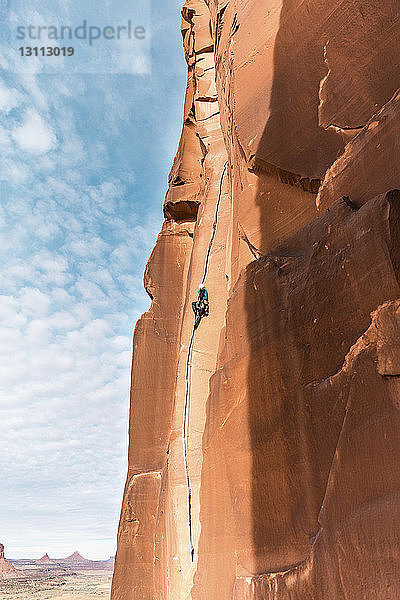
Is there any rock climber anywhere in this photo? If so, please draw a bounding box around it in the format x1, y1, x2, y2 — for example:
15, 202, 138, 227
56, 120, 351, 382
192, 284, 209, 329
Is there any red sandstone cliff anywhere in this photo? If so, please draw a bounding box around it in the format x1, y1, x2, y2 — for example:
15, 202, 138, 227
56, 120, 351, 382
111, 2, 400, 598
0, 544, 17, 577
36, 553, 54, 564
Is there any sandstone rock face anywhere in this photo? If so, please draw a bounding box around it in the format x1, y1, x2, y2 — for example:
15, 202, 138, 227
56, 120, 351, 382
61, 551, 94, 567
36, 553, 53, 564
0, 544, 17, 576
111, 2, 400, 599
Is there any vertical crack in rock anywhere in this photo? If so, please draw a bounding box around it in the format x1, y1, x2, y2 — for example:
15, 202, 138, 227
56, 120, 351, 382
183, 161, 229, 562
238, 223, 262, 260
318, 40, 331, 127
318, 40, 366, 134
201, 161, 228, 284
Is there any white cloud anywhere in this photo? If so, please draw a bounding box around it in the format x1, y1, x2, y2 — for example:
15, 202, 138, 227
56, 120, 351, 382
0, 81, 22, 113
0, 157, 30, 183
19, 74, 49, 110
12, 109, 57, 154
0, 125, 11, 150
18, 287, 52, 317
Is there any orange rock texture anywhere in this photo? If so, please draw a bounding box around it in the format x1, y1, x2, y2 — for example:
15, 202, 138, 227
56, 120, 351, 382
0, 544, 17, 576
36, 553, 53, 564
111, 1, 400, 598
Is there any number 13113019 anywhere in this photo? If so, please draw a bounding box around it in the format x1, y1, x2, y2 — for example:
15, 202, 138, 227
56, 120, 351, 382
19, 47, 75, 56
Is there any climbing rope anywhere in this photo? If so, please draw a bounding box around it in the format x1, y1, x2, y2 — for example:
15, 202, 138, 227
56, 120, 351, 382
183, 327, 196, 561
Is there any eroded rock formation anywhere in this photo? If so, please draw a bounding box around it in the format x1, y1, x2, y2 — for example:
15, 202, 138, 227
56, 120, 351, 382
111, 1, 400, 598
61, 551, 96, 567
0, 543, 17, 576
36, 553, 53, 564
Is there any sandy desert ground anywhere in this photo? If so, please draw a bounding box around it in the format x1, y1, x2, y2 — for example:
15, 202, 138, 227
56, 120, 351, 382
0, 564, 112, 600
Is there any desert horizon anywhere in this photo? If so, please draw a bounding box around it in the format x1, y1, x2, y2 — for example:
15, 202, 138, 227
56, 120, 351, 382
2, 0, 400, 598
0, 543, 114, 600
6, 551, 114, 563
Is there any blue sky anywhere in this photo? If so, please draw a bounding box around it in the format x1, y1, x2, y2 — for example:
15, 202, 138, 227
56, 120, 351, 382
0, 1, 186, 559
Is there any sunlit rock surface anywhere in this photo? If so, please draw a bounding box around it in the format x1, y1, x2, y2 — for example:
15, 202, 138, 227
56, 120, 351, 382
0, 544, 17, 576
111, 1, 400, 598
